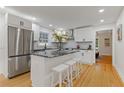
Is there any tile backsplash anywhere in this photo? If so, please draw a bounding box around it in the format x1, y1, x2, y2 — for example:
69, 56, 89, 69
63, 40, 93, 49
78, 43, 92, 49
33, 39, 93, 50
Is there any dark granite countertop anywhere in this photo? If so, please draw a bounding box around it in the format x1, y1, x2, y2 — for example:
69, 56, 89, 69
33, 48, 58, 51
32, 50, 79, 58
73, 48, 93, 50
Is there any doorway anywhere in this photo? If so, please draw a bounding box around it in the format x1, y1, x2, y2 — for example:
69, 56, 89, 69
95, 30, 112, 64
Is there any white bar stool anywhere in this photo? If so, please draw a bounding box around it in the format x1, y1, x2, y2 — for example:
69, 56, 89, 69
73, 58, 82, 77
65, 60, 77, 87
73, 51, 83, 73
51, 64, 70, 87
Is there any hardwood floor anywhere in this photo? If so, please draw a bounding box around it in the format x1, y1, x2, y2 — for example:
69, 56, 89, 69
0, 73, 31, 87
0, 56, 123, 87
74, 55, 123, 87
96, 55, 112, 64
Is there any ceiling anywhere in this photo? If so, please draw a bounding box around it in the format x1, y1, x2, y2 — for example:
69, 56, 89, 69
6, 6, 123, 30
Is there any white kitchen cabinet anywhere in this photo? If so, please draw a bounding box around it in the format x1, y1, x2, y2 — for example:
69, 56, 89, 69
32, 23, 52, 44
80, 50, 94, 64
74, 28, 93, 42
8, 14, 32, 30
32, 24, 40, 41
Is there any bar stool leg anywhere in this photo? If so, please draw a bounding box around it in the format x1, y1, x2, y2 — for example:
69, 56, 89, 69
51, 72, 54, 87
78, 62, 80, 77
59, 72, 62, 87
67, 69, 70, 87
76, 63, 79, 79
79, 62, 82, 73
70, 66, 73, 87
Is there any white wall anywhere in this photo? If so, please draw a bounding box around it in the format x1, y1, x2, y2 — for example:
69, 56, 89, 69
114, 8, 124, 81
0, 11, 8, 77
97, 30, 112, 56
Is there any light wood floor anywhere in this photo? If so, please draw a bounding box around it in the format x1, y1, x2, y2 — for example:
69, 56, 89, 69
74, 56, 123, 87
0, 72, 31, 87
0, 56, 123, 87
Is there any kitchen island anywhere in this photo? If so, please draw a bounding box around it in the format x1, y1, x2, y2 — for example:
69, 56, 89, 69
31, 50, 80, 87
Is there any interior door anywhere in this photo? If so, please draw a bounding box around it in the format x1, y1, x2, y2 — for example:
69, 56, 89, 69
8, 26, 18, 57
23, 29, 32, 55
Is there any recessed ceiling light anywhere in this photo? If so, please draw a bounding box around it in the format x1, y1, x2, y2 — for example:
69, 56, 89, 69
32, 17, 36, 20
99, 9, 104, 13
0, 6, 5, 9
59, 28, 63, 30
100, 19, 104, 23
49, 24, 53, 27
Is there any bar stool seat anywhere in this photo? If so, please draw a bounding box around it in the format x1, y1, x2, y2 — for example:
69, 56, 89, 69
51, 64, 70, 87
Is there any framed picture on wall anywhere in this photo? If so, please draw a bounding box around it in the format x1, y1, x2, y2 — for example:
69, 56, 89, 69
104, 38, 110, 47
117, 24, 122, 41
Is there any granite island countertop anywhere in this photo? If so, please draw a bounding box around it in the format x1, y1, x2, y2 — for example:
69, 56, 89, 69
32, 50, 79, 58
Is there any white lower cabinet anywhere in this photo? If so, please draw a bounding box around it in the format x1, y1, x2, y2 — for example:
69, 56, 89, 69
80, 50, 94, 64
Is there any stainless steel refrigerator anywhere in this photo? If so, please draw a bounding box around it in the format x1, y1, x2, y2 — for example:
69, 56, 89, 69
8, 26, 32, 78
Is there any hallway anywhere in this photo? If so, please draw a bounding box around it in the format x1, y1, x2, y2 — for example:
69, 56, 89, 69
96, 55, 112, 64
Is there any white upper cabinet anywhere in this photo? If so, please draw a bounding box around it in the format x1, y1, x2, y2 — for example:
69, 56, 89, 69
74, 28, 93, 42
8, 14, 32, 30
32, 23, 40, 41
32, 23, 52, 43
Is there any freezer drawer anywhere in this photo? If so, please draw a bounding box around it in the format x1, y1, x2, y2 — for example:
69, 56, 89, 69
8, 56, 30, 78
18, 56, 30, 73
8, 57, 17, 78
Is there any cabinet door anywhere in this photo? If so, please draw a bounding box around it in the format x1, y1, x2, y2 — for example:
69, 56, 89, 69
74, 28, 93, 41
82, 51, 94, 64
85, 51, 92, 63
32, 25, 40, 41
74, 30, 82, 41
8, 14, 20, 27
87, 51, 94, 63
81, 51, 87, 63
34, 31, 39, 41
20, 18, 32, 30
8, 14, 32, 30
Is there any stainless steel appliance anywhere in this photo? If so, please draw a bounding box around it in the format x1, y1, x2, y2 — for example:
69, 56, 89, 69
8, 26, 32, 78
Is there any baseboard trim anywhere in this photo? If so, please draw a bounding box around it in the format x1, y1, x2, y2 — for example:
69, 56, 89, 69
114, 64, 124, 82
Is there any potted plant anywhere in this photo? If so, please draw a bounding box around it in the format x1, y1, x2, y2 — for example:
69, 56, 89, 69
52, 30, 69, 50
